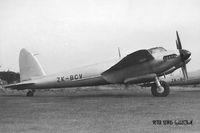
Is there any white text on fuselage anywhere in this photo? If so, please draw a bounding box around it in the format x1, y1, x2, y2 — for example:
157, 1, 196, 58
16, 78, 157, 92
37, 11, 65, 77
57, 74, 83, 82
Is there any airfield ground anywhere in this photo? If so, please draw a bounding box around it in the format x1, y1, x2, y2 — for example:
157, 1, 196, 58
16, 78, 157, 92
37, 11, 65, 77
0, 85, 200, 133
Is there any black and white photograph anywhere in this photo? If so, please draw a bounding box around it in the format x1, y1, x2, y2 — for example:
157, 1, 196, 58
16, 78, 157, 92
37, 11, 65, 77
0, 0, 200, 132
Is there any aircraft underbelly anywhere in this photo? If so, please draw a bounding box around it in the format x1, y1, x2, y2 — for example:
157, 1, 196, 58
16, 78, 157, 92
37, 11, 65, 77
31, 76, 109, 89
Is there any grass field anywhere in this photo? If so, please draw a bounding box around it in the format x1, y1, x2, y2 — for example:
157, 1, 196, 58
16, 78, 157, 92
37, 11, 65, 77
0, 86, 200, 133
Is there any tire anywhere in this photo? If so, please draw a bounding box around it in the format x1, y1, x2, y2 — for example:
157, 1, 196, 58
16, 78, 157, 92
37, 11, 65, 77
26, 91, 34, 97
151, 81, 170, 97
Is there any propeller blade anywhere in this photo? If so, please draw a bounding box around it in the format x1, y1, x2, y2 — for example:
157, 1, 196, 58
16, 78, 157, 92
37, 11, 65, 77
176, 31, 190, 80
176, 40, 179, 50
176, 31, 182, 50
181, 64, 188, 80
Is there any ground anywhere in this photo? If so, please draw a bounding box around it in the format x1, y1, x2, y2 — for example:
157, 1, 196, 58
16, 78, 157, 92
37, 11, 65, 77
0, 86, 200, 133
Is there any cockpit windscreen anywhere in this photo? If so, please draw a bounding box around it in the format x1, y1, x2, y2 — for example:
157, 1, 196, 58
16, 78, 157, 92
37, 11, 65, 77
148, 47, 167, 54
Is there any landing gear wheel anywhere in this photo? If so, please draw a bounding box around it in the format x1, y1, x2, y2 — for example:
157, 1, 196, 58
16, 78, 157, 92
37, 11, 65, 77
26, 90, 34, 97
151, 81, 170, 97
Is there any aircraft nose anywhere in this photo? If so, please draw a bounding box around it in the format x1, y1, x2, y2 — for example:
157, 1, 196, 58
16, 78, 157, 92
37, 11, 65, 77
180, 49, 191, 61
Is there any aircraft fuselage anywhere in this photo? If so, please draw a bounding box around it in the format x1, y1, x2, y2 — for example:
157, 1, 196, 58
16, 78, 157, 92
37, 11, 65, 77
26, 49, 184, 90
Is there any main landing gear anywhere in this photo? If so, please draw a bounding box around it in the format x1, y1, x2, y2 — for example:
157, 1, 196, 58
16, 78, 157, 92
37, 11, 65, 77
151, 77, 170, 97
26, 89, 35, 97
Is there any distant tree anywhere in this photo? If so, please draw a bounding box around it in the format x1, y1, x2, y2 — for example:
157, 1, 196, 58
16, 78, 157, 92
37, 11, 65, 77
0, 71, 20, 84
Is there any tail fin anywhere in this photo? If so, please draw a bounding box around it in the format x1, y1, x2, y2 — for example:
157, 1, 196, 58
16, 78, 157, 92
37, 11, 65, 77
19, 48, 46, 81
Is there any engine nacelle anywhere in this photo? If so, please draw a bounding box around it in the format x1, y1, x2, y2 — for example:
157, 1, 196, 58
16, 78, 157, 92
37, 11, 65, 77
124, 73, 156, 84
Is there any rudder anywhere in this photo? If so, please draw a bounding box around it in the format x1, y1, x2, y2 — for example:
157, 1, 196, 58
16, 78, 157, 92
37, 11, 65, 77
19, 48, 46, 81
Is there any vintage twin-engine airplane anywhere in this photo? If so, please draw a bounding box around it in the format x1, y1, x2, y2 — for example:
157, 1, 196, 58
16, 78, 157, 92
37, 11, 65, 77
5, 32, 191, 97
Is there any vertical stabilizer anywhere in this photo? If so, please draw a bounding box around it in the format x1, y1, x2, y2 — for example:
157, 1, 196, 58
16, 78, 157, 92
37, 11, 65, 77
19, 49, 46, 81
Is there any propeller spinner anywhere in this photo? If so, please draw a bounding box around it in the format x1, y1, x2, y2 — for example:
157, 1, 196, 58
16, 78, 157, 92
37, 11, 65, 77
176, 31, 191, 80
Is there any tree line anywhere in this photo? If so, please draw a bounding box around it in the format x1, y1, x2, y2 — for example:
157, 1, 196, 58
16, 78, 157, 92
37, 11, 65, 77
0, 71, 20, 84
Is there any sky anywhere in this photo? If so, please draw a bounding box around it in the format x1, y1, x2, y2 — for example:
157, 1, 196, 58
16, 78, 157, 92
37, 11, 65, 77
0, 0, 200, 74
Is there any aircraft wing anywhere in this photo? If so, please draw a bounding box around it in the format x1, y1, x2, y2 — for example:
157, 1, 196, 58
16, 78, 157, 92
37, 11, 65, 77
103, 50, 154, 73
4, 82, 35, 90
102, 50, 154, 83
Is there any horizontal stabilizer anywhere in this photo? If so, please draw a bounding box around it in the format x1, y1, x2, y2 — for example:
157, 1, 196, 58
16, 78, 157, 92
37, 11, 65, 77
4, 82, 34, 90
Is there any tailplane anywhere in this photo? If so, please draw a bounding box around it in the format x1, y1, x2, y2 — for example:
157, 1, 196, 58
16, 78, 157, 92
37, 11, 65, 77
19, 48, 46, 81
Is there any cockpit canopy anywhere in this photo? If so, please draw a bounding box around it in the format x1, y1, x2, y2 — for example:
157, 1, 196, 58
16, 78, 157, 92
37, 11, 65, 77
148, 47, 167, 54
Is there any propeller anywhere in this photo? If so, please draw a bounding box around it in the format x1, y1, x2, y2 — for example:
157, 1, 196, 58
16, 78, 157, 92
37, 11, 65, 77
176, 31, 191, 80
